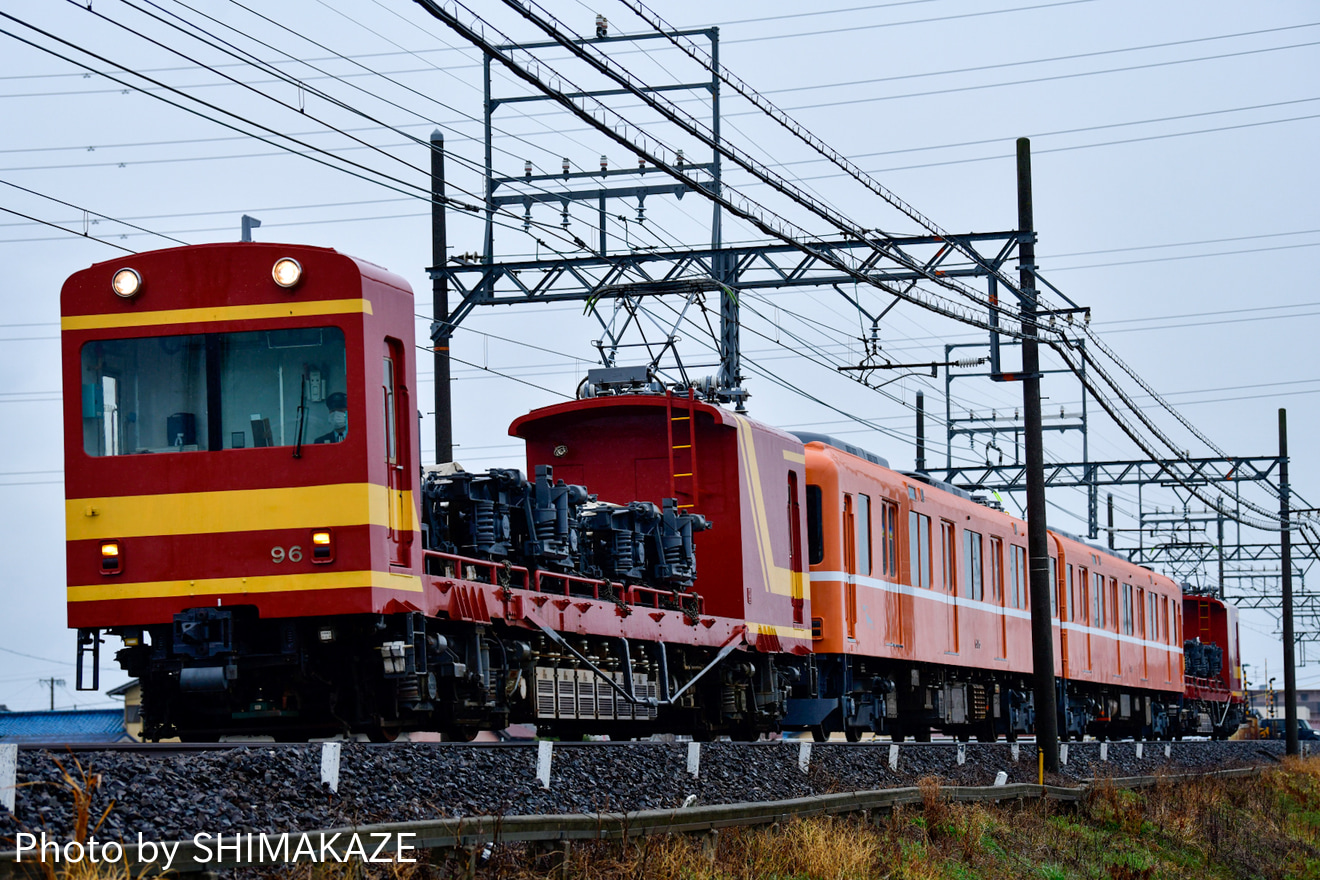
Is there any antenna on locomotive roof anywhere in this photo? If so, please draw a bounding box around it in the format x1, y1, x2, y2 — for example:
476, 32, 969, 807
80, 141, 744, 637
241, 214, 262, 242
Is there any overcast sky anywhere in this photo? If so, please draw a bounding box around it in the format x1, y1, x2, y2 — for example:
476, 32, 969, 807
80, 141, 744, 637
1, 0, 1316, 712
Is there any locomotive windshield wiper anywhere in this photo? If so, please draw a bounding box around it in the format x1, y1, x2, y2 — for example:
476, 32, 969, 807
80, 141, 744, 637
292, 376, 307, 459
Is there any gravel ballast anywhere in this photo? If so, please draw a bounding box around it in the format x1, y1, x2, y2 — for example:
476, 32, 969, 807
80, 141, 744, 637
0, 739, 1290, 844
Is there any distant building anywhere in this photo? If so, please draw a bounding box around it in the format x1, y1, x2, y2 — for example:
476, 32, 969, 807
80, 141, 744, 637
1247, 687, 1320, 722
0, 709, 131, 744
106, 680, 143, 741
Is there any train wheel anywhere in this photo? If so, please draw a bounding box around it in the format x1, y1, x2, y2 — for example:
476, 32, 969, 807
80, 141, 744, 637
976, 722, 996, 743
914, 728, 932, 743
810, 725, 829, 743
367, 726, 400, 743
445, 726, 480, 742
844, 727, 862, 743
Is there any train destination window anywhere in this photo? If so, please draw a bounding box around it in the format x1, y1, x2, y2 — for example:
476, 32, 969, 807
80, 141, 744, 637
989, 536, 1004, 603
856, 493, 872, 576
940, 521, 955, 594
909, 511, 931, 588
806, 484, 824, 565
1066, 563, 1075, 620
1009, 545, 1027, 609
964, 530, 983, 600
1049, 557, 1058, 617
880, 499, 898, 578
843, 494, 856, 575
1093, 572, 1105, 628
1109, 578, 1119, 632
81, 327, 347, 455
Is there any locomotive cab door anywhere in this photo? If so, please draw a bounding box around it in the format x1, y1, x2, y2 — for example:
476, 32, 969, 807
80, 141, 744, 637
383, 339, 413, 568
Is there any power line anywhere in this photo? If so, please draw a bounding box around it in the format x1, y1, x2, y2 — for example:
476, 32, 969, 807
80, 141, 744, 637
0, 204, 136, 253
1, 177, 187, 246
0, 645, 68, 665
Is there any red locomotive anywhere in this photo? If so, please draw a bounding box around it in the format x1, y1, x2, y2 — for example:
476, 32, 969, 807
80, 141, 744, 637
62, 242, 1244, 741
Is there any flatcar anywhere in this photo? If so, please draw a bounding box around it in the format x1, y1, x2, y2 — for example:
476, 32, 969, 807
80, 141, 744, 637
61, 242, 1242, 742
1181, 591, 1246, 738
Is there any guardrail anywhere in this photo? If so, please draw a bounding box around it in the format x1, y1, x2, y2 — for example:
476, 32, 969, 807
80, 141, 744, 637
0, 767, 1263, 877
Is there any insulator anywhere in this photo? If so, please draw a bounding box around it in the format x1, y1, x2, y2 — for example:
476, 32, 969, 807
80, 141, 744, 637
676, 149, 684, 167
953, 358, 981, 368
562, 157, 570, 176
638, 156, 646, 171
524, 160, 532, 178
595, 14, 607, 38
600, 154, 608, 173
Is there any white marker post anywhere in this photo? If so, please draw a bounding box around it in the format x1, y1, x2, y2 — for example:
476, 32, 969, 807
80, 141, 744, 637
1099, 742, 1108, 762
0, 743, 16, 815
320, 742, 341, 794
798, 741, 811, 773
956, 743, 966, 765
888, 744, 899, 770
687, 742, 701, 778
537, 740, 554, 789
1011, 743, 1020, 763
1059, 743, 1069, 765
1135, 742, 1144, 760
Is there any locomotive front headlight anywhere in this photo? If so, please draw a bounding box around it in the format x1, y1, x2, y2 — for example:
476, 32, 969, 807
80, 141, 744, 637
272, 257, 303, 289
111, 268, 141, 298
100, 540, 122, 575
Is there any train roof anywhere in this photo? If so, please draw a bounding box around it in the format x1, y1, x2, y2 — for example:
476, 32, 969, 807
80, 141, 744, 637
510, 392, 803, 445
901, 470, 973, 501
62, 241, 412, 312
791, 432, 889, 467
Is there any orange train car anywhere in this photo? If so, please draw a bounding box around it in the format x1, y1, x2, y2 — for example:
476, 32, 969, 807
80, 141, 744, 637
797, 434, 1189, 741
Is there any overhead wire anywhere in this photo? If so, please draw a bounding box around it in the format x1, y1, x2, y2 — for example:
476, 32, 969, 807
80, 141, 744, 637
12, 6, 1298, 551
3, 6, 656, 264
444, 0, 1043, 337
614, 2, 1299, 528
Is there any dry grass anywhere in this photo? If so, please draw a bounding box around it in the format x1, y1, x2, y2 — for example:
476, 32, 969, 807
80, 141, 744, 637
22, 757, 1320, 879
26, 757, 131, 880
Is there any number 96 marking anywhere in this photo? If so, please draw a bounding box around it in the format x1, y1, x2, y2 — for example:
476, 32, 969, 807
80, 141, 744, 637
271, 545, 303, 563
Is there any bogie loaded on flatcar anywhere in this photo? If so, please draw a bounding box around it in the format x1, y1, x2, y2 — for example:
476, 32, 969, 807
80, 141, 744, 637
62, 243, 1243, 741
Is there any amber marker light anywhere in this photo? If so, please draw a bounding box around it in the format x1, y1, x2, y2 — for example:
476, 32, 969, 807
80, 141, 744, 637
101, 541, 122, 575
111, 268, 141, 298
272, 257, 303, 289
312, 529, 334, 563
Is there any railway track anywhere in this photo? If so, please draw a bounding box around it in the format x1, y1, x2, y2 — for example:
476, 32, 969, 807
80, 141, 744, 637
2, 739, 1289, 835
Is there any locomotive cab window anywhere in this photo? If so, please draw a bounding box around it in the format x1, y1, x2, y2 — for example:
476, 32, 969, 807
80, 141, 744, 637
80, 327, 347, 455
